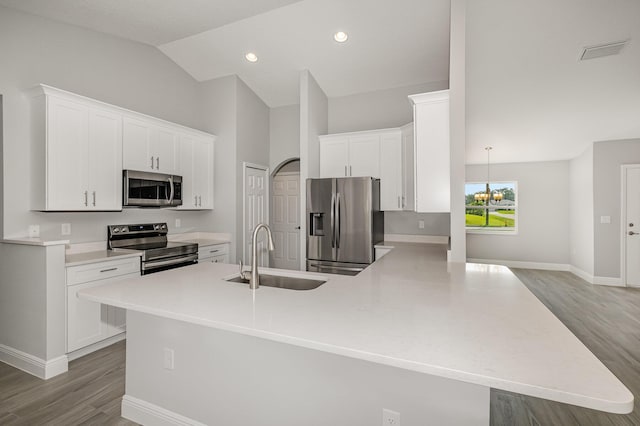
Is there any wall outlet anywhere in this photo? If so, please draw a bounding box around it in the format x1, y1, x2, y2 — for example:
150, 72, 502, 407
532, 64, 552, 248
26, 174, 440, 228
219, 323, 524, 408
175, 218, 181, 228
382, 408, 400, 426
418, 220, 425, 229
163, 348, 175, 370
28, 225, 40, 238
61, 223, 71, 235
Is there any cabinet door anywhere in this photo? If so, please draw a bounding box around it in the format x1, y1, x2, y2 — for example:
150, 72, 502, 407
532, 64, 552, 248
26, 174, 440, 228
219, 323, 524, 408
67, 280, 109, 352
177, 135, 196, 209
348, 134, 380, 177
414, 94, 450, 212
319, 137, 349, 177
152, 125, 178, 174
47, 97, 89, 210
123, 117, 152, 171
88, 108, 122, 210
401, 125, 415, 211
193, 137, 214, 209
379, 133, 402, 211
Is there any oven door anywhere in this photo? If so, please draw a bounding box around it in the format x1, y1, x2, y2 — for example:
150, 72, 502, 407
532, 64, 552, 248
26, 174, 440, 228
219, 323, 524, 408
142, 253, 198, 274
123, 170, 182, 207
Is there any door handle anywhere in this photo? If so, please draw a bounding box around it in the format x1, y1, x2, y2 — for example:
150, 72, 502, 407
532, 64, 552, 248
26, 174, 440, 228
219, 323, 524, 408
295, 226, 301, 230
336, 192, 341, 249
629, 231, 639, 236
330, 193, 336, 248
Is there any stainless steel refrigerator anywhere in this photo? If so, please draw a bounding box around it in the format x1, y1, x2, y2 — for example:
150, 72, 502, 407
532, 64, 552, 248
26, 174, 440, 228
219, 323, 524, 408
306, 177, 384, 275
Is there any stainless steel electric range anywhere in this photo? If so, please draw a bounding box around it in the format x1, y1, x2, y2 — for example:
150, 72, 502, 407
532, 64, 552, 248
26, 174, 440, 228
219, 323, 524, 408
107, 223, 198, 275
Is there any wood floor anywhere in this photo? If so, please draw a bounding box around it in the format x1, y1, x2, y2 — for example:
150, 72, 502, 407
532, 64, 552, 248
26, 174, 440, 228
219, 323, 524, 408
0, 269, 638, 425
0, 340, 137, 425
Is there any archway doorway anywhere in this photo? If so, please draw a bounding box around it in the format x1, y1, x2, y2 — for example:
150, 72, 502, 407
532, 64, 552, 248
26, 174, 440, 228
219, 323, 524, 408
270, 158, 301, 270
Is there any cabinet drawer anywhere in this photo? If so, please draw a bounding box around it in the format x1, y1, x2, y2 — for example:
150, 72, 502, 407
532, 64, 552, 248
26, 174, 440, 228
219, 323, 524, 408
198, 243, 229, 260
67, 257, 140, 285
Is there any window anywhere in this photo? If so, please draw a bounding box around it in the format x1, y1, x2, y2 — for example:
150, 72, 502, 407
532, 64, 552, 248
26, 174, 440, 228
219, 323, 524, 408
465, 182, 517, 233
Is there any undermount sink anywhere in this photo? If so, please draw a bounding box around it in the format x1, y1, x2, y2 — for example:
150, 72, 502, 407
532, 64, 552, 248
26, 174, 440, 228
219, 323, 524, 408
225, 273, 326, 290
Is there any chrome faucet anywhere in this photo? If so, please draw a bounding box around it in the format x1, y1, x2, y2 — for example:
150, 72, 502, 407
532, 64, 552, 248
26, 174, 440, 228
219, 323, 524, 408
239, 223, 275, 290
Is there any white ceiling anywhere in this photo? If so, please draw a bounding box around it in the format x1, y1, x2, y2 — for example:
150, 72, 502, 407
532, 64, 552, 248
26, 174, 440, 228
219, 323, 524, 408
158, 0, 451, 107
466, 0, 640, 164
0, 0, 304, 45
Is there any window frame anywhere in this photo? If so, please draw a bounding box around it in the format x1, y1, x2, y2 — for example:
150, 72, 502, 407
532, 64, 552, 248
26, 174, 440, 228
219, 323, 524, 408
465, 180, 519, 235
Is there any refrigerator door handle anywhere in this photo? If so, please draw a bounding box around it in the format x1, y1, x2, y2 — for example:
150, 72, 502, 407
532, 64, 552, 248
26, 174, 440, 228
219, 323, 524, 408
330, 192, 336, 248
336, 192, 341, 248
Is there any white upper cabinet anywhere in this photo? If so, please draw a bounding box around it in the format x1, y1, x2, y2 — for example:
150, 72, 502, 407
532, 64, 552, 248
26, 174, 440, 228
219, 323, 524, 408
320, 127, 413, 211
400, 123, 415, 211
31, 86, 122, 211
123, 116, 177, 174
319, 131, 381, 178
409, 90, 450, 213
177, 134, 215, 210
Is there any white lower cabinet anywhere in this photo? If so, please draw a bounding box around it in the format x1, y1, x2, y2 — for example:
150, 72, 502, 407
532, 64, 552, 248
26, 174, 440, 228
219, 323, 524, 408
66, 257, 140, 353
198, 243, 230, 264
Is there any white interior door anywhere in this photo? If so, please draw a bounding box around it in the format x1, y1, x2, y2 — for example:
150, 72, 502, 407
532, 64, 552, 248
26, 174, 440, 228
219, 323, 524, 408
271, 173, 300, 270
624, 165, 640, 287
244, 163, 269, 268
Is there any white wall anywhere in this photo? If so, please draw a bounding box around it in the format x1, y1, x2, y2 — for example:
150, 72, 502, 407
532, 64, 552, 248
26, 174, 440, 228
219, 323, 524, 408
0, 6, 216, 241
270, 104, 300, 171
569, 145, 594, 277
299, 71, 328, 269
328, 81, 448, 134
466, 160, 570, 266
593, 139, 640, 279
235, 78, 271, 262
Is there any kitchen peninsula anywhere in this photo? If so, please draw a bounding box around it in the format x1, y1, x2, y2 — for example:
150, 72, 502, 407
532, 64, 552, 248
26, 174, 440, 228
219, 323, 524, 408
79, 243, 633, 425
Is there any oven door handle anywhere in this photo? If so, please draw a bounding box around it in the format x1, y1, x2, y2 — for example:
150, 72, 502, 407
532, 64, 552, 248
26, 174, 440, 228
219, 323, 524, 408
143, 253, 198, 270
167, 176, 175, 205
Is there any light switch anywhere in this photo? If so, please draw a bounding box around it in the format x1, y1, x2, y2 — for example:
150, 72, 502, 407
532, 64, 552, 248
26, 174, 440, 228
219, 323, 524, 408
600, 216, 611, 224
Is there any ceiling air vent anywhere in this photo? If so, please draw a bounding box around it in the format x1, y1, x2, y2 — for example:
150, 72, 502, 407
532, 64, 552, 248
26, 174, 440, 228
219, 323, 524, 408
580, 40, 628, 60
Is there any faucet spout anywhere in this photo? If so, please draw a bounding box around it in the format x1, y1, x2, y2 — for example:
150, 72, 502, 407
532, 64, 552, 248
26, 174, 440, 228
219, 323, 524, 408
250, 223, 275, 290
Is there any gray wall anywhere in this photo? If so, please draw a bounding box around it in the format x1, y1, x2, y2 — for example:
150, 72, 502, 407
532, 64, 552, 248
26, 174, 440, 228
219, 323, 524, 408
0, 6, 215, 241
466, 160, 570, 265
569, 145, 594, 275
199, 76, 238, 262
384, 212, 450, 236
593, 139, 640, 278
235, 78, 271, 261
328, 81, 448, 134
270, 104, 300, 171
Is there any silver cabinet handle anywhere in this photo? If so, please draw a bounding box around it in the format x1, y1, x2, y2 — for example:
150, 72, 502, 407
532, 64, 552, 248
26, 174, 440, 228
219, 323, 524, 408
150, 156, 154, 169
156, 157, 160, 170
92, 191, 96, 206
344, 165, 347, 176
349, 165, 352, 176
100, 267, 117, 273
397, 196, 400, 208
194, 195, 198, 206
330, 192, 336, 248
209, 249, 219, 253
84, 191, 88, 206
199, 195, 202, 207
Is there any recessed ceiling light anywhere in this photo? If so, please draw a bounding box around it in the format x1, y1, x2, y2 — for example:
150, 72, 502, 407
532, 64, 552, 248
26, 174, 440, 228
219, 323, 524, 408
334, 31, 348, 43
245, 52, 258, 63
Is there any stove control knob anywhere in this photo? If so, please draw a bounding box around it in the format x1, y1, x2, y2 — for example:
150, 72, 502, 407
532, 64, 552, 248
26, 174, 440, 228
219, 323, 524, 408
112, 227, 119, 233
154, 224, 160, 230
161, 224, 167, 230
119, 227, 127, 233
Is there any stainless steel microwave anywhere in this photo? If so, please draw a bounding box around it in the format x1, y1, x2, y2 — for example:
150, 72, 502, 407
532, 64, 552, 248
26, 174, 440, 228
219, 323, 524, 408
123, 170, 183, 207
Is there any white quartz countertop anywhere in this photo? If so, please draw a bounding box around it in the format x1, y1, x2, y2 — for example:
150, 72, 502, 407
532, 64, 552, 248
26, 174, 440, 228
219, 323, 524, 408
78, 242, 633, 414
65, 250, 141, 267
1, 237, 69, 246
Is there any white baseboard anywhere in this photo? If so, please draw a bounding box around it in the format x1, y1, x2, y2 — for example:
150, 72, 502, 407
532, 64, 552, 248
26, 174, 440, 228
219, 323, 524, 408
569, 266, 595, 283
67, 332, 126, 361
467, 258, 571, 271
593, 276, 623, 287
384, 234, 449, 244
122, 395, 207, 426
0, 344, 68, 379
